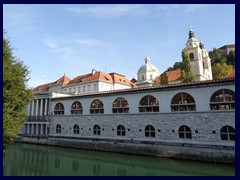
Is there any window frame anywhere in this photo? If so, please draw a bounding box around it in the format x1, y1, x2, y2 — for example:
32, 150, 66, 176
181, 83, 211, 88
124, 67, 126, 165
112, 97, 129, 113
178, 125, 192, 139
117, 125, 126, 136
171, 92, 196, 112
71, 101, 83, 115
54, 102, 65, 115
220, 126, 235, 141
145, 125, 156, 138
93, 125, 101, 135
56, 124, 61, 134
73, 124, 80, 134
210, 89, 235, 110
139, 95, 159, 113
90, 99, 104, 114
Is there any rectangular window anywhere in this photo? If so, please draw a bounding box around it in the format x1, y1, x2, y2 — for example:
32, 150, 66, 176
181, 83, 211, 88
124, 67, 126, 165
83, 86, 85, 92
87, 85, 91, 92
93, 84, 97, 91
78, 87, 80, 93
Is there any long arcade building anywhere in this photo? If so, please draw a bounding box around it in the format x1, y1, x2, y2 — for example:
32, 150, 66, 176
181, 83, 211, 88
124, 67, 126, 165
19, 78, 235, 163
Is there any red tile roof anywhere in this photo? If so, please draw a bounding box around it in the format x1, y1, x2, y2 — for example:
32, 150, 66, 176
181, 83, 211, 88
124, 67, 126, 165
33, 75, 71, 92
225, 71, 235, 78
110, 73, 137, 88
55, 75, 71, 84
130, 78, 137, 83
154, 69, 181, 84
67, 71, 113, 85
33, 71, 136, 92
33, 82, 53, 92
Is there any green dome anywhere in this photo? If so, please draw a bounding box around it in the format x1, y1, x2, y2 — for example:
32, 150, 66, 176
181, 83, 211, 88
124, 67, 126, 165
137, 57, 159, 74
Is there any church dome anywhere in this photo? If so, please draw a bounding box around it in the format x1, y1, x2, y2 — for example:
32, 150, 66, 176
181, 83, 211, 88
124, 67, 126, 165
137, 57, 159, 74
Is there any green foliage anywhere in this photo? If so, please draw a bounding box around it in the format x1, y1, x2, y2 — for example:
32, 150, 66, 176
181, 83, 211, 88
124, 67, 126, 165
167, 61, 183, 71
209, 48, 227, 65
160, 72, 168, 85
226, 50, 235, 66
212, 63, 234, 79
3, 32, 34, 150
181, 49, 195, 82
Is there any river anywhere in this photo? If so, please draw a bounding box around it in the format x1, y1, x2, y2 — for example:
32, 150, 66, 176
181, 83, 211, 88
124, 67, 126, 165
3, 143, 234, 176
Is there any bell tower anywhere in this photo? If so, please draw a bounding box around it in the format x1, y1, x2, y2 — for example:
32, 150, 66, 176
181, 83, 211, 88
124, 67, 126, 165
185, 25, 212, 81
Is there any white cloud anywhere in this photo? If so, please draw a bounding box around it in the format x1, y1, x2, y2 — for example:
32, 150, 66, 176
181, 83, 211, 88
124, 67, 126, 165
43, 38, 57, 49
73, 39, 103, 46
152, 4, 208, 17
65, 4, 147, 17
184, 4, 207, 13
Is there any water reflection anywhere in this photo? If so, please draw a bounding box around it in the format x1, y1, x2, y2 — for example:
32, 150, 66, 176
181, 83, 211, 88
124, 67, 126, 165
3, 143, 234, 176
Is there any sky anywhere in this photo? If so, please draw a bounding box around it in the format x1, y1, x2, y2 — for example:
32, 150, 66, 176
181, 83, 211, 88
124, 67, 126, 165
3, 4, 235, 88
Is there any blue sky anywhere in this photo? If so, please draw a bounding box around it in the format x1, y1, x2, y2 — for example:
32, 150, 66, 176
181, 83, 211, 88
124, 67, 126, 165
3, 4, 235, 88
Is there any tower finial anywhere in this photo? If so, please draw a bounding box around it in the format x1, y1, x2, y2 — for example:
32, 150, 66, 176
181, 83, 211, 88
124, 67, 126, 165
145, 56, 150, 64
188, 24, 195, 39
189, 23, 193, 31
199, 37, 204, 49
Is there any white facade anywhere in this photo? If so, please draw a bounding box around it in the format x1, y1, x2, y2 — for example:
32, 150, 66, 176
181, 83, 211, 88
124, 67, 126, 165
50, 82, 235, 115
185, 25, 213, 81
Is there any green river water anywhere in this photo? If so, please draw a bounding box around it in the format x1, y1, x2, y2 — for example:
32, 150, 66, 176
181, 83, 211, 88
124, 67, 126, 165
3, 143, 235, 176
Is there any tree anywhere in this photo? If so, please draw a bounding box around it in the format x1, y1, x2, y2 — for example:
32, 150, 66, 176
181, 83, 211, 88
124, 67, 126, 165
181, 49, 195, 82
167, 61, 183, 71
226, 50, 235, 66
212, 63, 234, 79
209, 48, 227, 65
160, 72, 168, 85
3, 32, 34, 150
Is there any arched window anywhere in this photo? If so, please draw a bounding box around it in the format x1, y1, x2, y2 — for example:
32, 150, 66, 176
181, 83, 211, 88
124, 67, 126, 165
179, 125, 192, 139
145, 125, 155, 137
73, 124, 79, 134
90, 99, 104, 114
117, 125, 126, 136
171, 93, 196, 111
56, 124, 61, 133
139, 95, 159, 112
189, 53, 194, 60
220, 126, 235, 141
71, 101, 83, 114
210, 89, 235, 110
112, 98, 129, 113
93, 125, 101, 135
54, 103, 64, 115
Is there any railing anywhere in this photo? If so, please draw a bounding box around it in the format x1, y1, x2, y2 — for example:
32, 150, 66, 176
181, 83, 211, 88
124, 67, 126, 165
27, 116, 50, 122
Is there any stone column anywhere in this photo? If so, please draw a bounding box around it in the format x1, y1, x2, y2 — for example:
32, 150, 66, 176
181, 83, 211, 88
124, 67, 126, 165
45, 98, 48, 116
39, 99, 43, 116
31, 101, 35, 117
35, 100, 39, 116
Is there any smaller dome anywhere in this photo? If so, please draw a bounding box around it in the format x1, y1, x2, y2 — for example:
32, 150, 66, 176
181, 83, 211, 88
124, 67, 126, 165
137, 57, 159, 74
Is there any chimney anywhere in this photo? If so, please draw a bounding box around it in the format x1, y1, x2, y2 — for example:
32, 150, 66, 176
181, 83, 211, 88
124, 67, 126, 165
92, 69, 96, 75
